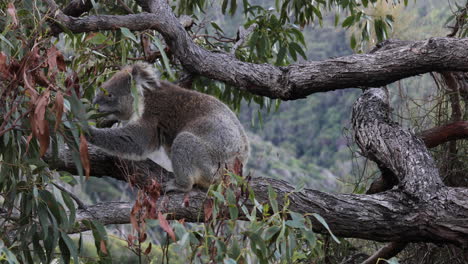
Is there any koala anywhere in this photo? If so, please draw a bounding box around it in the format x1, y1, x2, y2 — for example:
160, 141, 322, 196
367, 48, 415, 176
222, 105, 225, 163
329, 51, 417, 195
87, 62, 249, 192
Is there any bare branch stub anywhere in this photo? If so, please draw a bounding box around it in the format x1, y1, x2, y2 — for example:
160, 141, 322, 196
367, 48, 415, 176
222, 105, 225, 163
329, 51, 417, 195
44, 0, 468, 99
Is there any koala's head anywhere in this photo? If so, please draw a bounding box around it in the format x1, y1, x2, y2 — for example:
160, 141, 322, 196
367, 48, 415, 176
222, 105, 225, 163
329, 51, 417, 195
92, 63, 159, 121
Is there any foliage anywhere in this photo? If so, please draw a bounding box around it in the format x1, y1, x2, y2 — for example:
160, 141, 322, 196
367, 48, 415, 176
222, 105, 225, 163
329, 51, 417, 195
1, 0, 460, 263
126, 172, 335, 263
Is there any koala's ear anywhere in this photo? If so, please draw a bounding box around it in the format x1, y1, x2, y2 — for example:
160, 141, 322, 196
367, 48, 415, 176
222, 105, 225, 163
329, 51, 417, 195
131, 62, 160, 91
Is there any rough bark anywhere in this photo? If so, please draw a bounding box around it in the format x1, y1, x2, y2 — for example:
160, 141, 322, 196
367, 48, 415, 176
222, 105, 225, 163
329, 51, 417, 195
44, 89, 468, 248
44, 0, 468, 99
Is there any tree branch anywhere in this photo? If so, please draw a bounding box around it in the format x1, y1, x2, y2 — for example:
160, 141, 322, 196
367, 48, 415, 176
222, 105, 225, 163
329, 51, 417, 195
44, 0, 468, 99
45, 88, 468, 246
418, 121, 468, 148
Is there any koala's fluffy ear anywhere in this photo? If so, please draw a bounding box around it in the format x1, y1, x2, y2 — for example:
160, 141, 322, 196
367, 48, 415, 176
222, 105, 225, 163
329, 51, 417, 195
131, 62, 160, 91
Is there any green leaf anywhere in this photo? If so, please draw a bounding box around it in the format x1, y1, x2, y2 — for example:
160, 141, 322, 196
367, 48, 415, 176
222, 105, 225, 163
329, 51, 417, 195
61, 191, 76, 229
120, 27, 138, 43
341, 15, 355, 28
58, 235, 71, 264
350, 34, 357, 49
222, 0, 228, 14
289, 42, 306, 59
267, 185, 278, 213
303, 230, 317, 248
149, 35, 176, 80
229, 0, 237, 15
263, 226, 280, 240
211, 22, 224, 33
87, 32, 107, 45
60, 231, 79, 264
275, 44, 287, 65
0, 34, 14, 49
312, 213, 340, 243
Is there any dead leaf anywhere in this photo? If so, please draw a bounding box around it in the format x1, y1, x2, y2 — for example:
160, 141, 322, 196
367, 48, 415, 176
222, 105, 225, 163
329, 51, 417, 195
54, 91, 64, 131
79, 133, 90, 179
204, 199, 213, 222
158, 212, 176, 242
24, 133, 33, 154
31, 91, 50, 157
126, 234, 135, 247
130, 200, 141, 231
139, 232, 147, 243
56, 52, 66, 71
233, 157, 243, 176
0, 52, 10, 78
183, 193, 190, 207
34, 91, 50, 135
100, 240, 108, 255
144, 242, 152, 255
65, 72, 80, 97
6, 3, 18, 28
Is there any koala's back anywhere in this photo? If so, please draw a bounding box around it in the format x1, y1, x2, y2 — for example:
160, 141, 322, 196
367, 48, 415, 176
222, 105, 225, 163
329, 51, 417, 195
143, 81, 249, 159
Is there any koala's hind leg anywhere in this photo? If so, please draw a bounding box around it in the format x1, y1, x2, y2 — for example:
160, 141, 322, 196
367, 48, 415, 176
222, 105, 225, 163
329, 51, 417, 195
166, 132, 217, 193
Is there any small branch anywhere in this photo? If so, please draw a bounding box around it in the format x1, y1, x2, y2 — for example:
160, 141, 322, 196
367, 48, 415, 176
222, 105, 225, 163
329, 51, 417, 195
231, 24, 257, 55
362, 242, 408, 264
44, 0, 468, 99
116, 0, 134, 14
418, 121, 468, 148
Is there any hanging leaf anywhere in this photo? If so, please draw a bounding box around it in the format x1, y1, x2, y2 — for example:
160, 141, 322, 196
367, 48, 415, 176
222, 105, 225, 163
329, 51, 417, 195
100, 240, 108, 255
204, 198, 213, 222
158, 212, 176, 242
120, 27, 138, 43
32, 91, 50, 157
7, 3, 18, 27
54, 91, 64, 131
144, 242, 152, 255
79, 133, 90, 180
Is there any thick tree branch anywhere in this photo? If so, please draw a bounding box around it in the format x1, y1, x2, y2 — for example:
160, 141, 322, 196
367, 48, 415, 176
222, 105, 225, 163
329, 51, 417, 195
44, 0, 468, 100
352, 88, 444, 197
45, 88, 468, 246
418, 121, 468, 148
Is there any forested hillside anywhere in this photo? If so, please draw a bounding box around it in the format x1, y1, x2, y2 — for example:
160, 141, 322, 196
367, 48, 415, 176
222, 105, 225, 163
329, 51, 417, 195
241, 0, 455, 191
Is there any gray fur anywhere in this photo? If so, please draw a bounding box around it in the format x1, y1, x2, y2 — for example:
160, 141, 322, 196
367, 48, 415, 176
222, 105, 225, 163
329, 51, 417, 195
87, 62, 249, 192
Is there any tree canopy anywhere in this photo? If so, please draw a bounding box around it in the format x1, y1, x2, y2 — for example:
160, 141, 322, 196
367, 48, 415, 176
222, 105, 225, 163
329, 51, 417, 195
0, 0, 467, 263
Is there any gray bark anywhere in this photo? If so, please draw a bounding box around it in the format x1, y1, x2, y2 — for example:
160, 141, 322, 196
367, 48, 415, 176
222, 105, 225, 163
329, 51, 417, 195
46, 88, 468, 247
39, 0, 468, 249
44, 0, 468, 99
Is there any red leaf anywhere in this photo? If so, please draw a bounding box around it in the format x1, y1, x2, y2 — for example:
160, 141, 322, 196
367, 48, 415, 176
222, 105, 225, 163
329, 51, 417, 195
24, 133, 33, 154
37, 121, 50, 157
158, 212, 176, 242
126, 234, 135, 247
183, 193, 190, 207
100, 240, 108, 255
0, 52, 10, 79
79, 133, 90, 179
144, 242, 152, 255
31, 91, 50, 157
233, 157, 243, 176
6, 3, 18, 27
130, 200, 141, 231
54, 91, 64, 131
56, 52, 66, 72
139, 232, 147, 243
204, 199, 213, 222
65, 72, 80, 97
